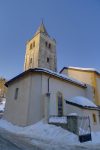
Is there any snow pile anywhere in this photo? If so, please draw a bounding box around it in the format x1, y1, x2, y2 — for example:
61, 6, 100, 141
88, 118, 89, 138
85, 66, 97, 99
49, 116, 67, 123
0, 101, 6, 112
0, 119, 79, 146
69, 96, 97, 107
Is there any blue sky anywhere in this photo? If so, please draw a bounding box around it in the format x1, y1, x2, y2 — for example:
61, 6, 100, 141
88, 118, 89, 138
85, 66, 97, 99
0, 0, 100, 79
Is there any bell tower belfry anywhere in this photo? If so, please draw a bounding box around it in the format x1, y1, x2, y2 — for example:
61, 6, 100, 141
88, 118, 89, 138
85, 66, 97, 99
24, 22, 57, 72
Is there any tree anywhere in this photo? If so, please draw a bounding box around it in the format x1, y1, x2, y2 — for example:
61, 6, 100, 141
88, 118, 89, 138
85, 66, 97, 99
0, 77, 7, 98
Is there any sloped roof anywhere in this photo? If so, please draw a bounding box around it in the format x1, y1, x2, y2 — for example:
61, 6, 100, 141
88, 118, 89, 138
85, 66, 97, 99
60, 66, 100, 75
65, 96, 99, 110
5, 68, 86, 88
35, 22, 49, 36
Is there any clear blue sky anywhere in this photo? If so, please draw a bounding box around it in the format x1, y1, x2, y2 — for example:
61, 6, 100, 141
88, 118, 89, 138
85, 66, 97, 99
0, 0, 100, 79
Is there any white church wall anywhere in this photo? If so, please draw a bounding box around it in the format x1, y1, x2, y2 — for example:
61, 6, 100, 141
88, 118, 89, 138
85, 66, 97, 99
4, 75, 31, 126
41, 74, 86, 116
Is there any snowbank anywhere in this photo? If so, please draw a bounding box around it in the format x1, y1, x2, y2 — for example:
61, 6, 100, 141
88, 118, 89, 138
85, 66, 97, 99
0, 119, 79, 146
0, 101, 6, 112
0, 119, 100, 148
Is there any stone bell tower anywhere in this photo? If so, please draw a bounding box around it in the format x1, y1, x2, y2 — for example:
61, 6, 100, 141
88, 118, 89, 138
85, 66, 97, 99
24, 22, 57, 72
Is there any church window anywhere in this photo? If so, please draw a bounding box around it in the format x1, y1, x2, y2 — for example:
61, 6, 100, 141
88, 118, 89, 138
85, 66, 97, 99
45, 41, 48, 47
30, 58, 32, 64
93, 113, 97, 123
33, 41, 35, 47
14, 88, 19, 100
30, 43, 32, 49
47, 57, 49, 63
57, 92, 63, 117
48, 43, 51, 49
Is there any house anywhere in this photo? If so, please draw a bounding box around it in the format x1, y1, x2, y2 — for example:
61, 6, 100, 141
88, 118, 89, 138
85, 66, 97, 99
65, 96, 100, 132
4, 22, 100, 133
60, 67, 100, 106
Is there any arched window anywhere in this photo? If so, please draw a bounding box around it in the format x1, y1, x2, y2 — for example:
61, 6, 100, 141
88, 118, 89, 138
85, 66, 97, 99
57, 92, 63, 117
30, 43, 32, 49
33, 41, 35, 47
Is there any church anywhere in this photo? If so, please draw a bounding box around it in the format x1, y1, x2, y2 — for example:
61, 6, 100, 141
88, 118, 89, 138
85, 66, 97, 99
4, 22, 100, 133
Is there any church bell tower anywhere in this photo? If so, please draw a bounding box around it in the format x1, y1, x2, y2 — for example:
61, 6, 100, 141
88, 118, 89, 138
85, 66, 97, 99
24, 22, 57, 72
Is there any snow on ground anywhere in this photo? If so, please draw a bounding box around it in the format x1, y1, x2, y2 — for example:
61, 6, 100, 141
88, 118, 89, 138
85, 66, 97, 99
0, 119, 100, 148
0, 101, 6, 112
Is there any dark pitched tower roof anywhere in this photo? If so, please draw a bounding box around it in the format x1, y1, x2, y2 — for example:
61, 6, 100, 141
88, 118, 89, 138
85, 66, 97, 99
35, 21, 49, 36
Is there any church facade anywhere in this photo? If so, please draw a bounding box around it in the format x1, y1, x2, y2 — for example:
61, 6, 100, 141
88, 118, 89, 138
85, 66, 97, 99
4, 23, 100, 132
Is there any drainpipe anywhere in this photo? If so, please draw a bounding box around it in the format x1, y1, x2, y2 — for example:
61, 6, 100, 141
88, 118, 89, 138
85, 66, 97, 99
44, 76, 51, 123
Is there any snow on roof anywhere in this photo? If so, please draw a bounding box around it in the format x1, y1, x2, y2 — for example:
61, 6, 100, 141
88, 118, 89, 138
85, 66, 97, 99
49, 116, 67, 124
67, 96, 97, 108
6, 68, 86, 88
68, 66, 100, 74
35, 68, 86, 87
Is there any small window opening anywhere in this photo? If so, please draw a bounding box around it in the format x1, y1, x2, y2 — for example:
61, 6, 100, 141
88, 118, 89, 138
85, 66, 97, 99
14, 88, 19, 100
33, 41, 35, 47
30, 58, 32, 64
48, 43, 51, 49
45, 41, 48, 47
30, 43, 32, 49
93, 113, 97, 123
47, 57, 49, 63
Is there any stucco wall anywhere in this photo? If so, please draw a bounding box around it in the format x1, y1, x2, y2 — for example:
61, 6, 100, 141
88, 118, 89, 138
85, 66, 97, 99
96, 77, 100, 104
65, 104, 100, 131
4, 75, 31, 126
41, 74, 86, 116
27, 73, 44, 125
61, 69, 95, 102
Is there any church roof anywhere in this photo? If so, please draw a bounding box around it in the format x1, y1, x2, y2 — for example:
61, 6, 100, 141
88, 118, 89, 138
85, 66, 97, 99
35, 21, 49, 36
5, 68, 86, 88
60, 66, 100, 75
65, 96, 99, 110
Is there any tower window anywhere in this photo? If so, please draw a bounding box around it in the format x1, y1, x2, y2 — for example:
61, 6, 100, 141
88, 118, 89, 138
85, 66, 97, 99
48, 43, 51, 49
30, 43, 32, 49
47, 57, 49, 63
33, 41, 35, 47
14, 88, 19, 100
45, 41, 48, 47
30, 58, 32, 64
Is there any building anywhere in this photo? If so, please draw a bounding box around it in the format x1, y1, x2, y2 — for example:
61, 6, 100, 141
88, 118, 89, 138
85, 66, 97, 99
24, 21, 57, 72
4, 23, 100, 132
60, 67, 100, 106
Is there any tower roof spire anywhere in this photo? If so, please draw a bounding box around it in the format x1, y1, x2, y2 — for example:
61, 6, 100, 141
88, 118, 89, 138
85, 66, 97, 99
35, 21, 49, 36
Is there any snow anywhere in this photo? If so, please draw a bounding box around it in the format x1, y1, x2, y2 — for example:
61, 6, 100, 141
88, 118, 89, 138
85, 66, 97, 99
35, 68, 86, 87
67, 113, 78, 116
0, 100, 6, 112
0, 119, 100, 148
0, 119, 79, 146
69, 96, 97, 108
49, 116, 67, 123
68, 66, 100, 74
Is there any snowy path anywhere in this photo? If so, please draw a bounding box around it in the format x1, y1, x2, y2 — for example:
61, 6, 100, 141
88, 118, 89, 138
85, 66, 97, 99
0, 129, 41, 150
